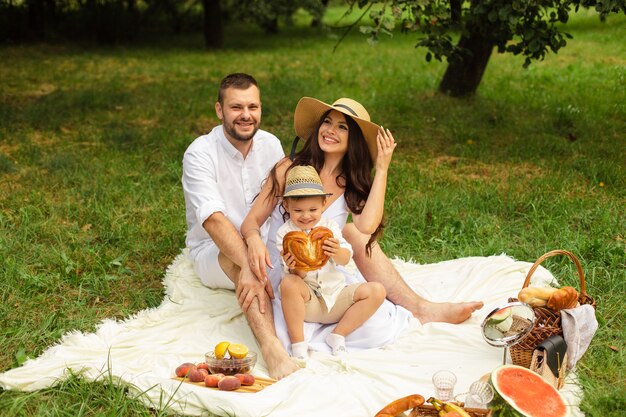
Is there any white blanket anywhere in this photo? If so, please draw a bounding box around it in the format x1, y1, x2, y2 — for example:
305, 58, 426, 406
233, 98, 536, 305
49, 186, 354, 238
0, 251, 584, 416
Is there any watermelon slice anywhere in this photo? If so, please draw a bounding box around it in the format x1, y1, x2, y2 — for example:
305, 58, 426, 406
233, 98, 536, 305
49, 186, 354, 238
488, 307, 512, 324
490, 365, 570, 417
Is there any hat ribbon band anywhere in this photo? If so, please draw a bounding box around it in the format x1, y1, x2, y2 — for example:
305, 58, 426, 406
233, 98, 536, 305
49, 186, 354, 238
333, 103, 358, 117
285, 183, 325, 194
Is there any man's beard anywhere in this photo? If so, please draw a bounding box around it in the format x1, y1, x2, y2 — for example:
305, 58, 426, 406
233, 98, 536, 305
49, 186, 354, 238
223, 118, 258, 142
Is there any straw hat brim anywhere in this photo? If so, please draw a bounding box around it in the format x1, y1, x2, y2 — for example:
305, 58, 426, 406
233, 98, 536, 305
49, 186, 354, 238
293, 97, 380, 163
281, 189, 333, 198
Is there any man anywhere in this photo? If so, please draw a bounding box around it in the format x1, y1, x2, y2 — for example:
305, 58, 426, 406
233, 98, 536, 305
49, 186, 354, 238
182, 73, 299, 379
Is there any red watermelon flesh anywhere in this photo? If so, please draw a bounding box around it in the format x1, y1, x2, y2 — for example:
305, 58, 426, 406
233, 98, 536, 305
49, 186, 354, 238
491, 365, 570, 417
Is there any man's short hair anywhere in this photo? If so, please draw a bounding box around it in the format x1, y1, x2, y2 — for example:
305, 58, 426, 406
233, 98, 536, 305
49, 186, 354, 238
218, 73, 258, 104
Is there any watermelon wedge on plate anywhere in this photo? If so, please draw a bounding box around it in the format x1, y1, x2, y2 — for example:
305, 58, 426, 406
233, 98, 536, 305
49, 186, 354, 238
490, 365, 570, 417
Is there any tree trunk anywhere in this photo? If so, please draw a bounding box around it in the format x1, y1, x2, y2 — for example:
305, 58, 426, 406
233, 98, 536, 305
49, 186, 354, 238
311, 0, 330, 27
202, 0, 223, 49
27, 0, 46, 40
126, 0, 139, 41
262, 18, 279, 34
439, 30, 494, 97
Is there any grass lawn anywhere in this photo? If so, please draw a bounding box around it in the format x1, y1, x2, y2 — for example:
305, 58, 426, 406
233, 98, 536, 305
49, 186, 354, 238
0, 6, 624, 417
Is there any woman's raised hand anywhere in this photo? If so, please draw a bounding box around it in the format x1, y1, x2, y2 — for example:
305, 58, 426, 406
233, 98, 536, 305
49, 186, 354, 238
376, 126, 397, 172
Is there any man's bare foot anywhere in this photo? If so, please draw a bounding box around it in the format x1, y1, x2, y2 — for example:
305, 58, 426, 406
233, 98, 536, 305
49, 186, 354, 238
262, 339, 300, 380
414, 300, 484, 324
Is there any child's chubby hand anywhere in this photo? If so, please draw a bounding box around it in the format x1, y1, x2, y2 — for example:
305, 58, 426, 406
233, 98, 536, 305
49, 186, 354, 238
281, 250, 306, 278
323, 238, 350, 265
322, 237, 341, 257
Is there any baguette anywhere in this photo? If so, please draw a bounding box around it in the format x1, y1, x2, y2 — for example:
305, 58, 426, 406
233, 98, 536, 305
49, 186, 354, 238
518, 286, 558, 307
375, 394, 425, 417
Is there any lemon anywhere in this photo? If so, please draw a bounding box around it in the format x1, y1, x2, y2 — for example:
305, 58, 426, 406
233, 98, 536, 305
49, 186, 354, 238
214, 341, 230, 359
227, 343, 248, 359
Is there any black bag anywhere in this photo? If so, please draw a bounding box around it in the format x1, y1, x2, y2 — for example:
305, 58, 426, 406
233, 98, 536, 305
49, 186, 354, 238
530, 334, 568, 389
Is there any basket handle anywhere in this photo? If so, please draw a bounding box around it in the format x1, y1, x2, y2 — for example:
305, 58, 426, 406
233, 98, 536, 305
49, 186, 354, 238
522, 249, 587, 295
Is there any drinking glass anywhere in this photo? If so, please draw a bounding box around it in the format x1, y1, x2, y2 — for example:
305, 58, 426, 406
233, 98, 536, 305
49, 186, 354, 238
432, 370, 457, 401
464, 380, 494, 408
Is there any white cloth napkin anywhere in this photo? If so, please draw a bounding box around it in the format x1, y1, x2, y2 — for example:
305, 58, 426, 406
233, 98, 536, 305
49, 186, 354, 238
561, 304, 598, 370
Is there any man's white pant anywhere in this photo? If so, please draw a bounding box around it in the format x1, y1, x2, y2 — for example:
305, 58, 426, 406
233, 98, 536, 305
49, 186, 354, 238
191, 243, 235, 290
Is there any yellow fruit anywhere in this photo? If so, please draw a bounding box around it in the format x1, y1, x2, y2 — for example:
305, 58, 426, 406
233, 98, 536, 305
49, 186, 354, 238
214, 341, 230, 359
227, 343, 248, 359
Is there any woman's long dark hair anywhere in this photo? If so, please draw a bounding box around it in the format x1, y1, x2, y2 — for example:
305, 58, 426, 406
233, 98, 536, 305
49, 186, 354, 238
267, 110, 384, 255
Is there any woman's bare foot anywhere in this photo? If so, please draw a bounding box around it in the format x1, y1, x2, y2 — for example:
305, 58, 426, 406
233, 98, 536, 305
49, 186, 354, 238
262, 339, 300, 380
413, 300, 484, 324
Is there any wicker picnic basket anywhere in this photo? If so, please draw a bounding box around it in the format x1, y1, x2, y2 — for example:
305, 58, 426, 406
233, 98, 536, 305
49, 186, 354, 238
409, 403, 491, 417
509, 249, 596, 368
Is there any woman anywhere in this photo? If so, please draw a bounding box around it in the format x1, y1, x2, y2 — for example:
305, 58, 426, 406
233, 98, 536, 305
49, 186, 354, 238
241, 97, 481, 353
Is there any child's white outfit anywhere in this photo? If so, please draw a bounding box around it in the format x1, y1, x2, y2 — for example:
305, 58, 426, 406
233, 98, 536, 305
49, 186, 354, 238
277, 217, 358, 357
276, 217, 354, 314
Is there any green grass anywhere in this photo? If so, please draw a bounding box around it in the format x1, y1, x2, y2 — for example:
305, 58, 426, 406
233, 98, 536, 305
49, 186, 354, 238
1, 6, 625, 417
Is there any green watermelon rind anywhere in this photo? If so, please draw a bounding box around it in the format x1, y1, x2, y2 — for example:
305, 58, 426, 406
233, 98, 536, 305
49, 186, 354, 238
487, 306, 513, 324
489, 365, 570, 417
495, 315, 514, 332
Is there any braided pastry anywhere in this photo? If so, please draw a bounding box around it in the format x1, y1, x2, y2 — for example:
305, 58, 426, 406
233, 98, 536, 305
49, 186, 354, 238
283, 226, 333, 272
546, 286, 579, 311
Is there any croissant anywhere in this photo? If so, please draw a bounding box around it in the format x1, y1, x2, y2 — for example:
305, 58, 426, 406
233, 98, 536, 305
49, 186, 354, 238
283, 226, 333, 272
546, 286, 579, 311
518, 286, 558, 307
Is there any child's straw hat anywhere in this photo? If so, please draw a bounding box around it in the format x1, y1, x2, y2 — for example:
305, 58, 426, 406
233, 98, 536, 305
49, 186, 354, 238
282, 165, 332, 198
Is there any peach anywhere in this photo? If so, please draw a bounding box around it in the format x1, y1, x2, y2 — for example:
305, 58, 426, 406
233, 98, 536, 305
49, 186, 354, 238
196, 362, 209, 371
234, 373, 255, 386
175, 362, 196, 378
218, 375, 241, 391
188, 367, 209, 383
204, 373, 225, 387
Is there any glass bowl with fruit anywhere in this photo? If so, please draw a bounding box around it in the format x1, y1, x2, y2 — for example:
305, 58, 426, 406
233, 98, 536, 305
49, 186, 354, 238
205, 342, 256, 375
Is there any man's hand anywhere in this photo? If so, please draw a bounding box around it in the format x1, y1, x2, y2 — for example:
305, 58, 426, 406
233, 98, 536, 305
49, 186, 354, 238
236, 266, 273, 314
245, 232, 273, 284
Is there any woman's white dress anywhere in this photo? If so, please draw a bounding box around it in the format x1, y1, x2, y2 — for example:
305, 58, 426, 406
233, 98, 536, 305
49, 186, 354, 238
266, 194, 414, 353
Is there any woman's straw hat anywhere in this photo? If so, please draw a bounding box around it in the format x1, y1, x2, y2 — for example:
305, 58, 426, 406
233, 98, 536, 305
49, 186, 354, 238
282, 165, 332, 198
293, 97, 380, 162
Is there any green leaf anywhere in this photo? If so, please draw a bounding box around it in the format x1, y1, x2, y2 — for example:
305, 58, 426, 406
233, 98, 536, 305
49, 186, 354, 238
110, 256, 124, 267
15, 347, 28, 366
382, 16, 396, 31
380, 28, 394, 37
498, 5, 512, 21
528, 39, 541, 53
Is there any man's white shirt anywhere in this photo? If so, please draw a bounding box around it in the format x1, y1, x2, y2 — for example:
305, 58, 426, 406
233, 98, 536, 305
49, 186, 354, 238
182, 125, 284, 260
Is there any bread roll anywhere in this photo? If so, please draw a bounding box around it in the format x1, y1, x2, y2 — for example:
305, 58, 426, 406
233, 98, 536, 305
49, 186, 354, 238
546, 286, 579, 310
283, 226, 333, 272
518, 286, 558, 307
